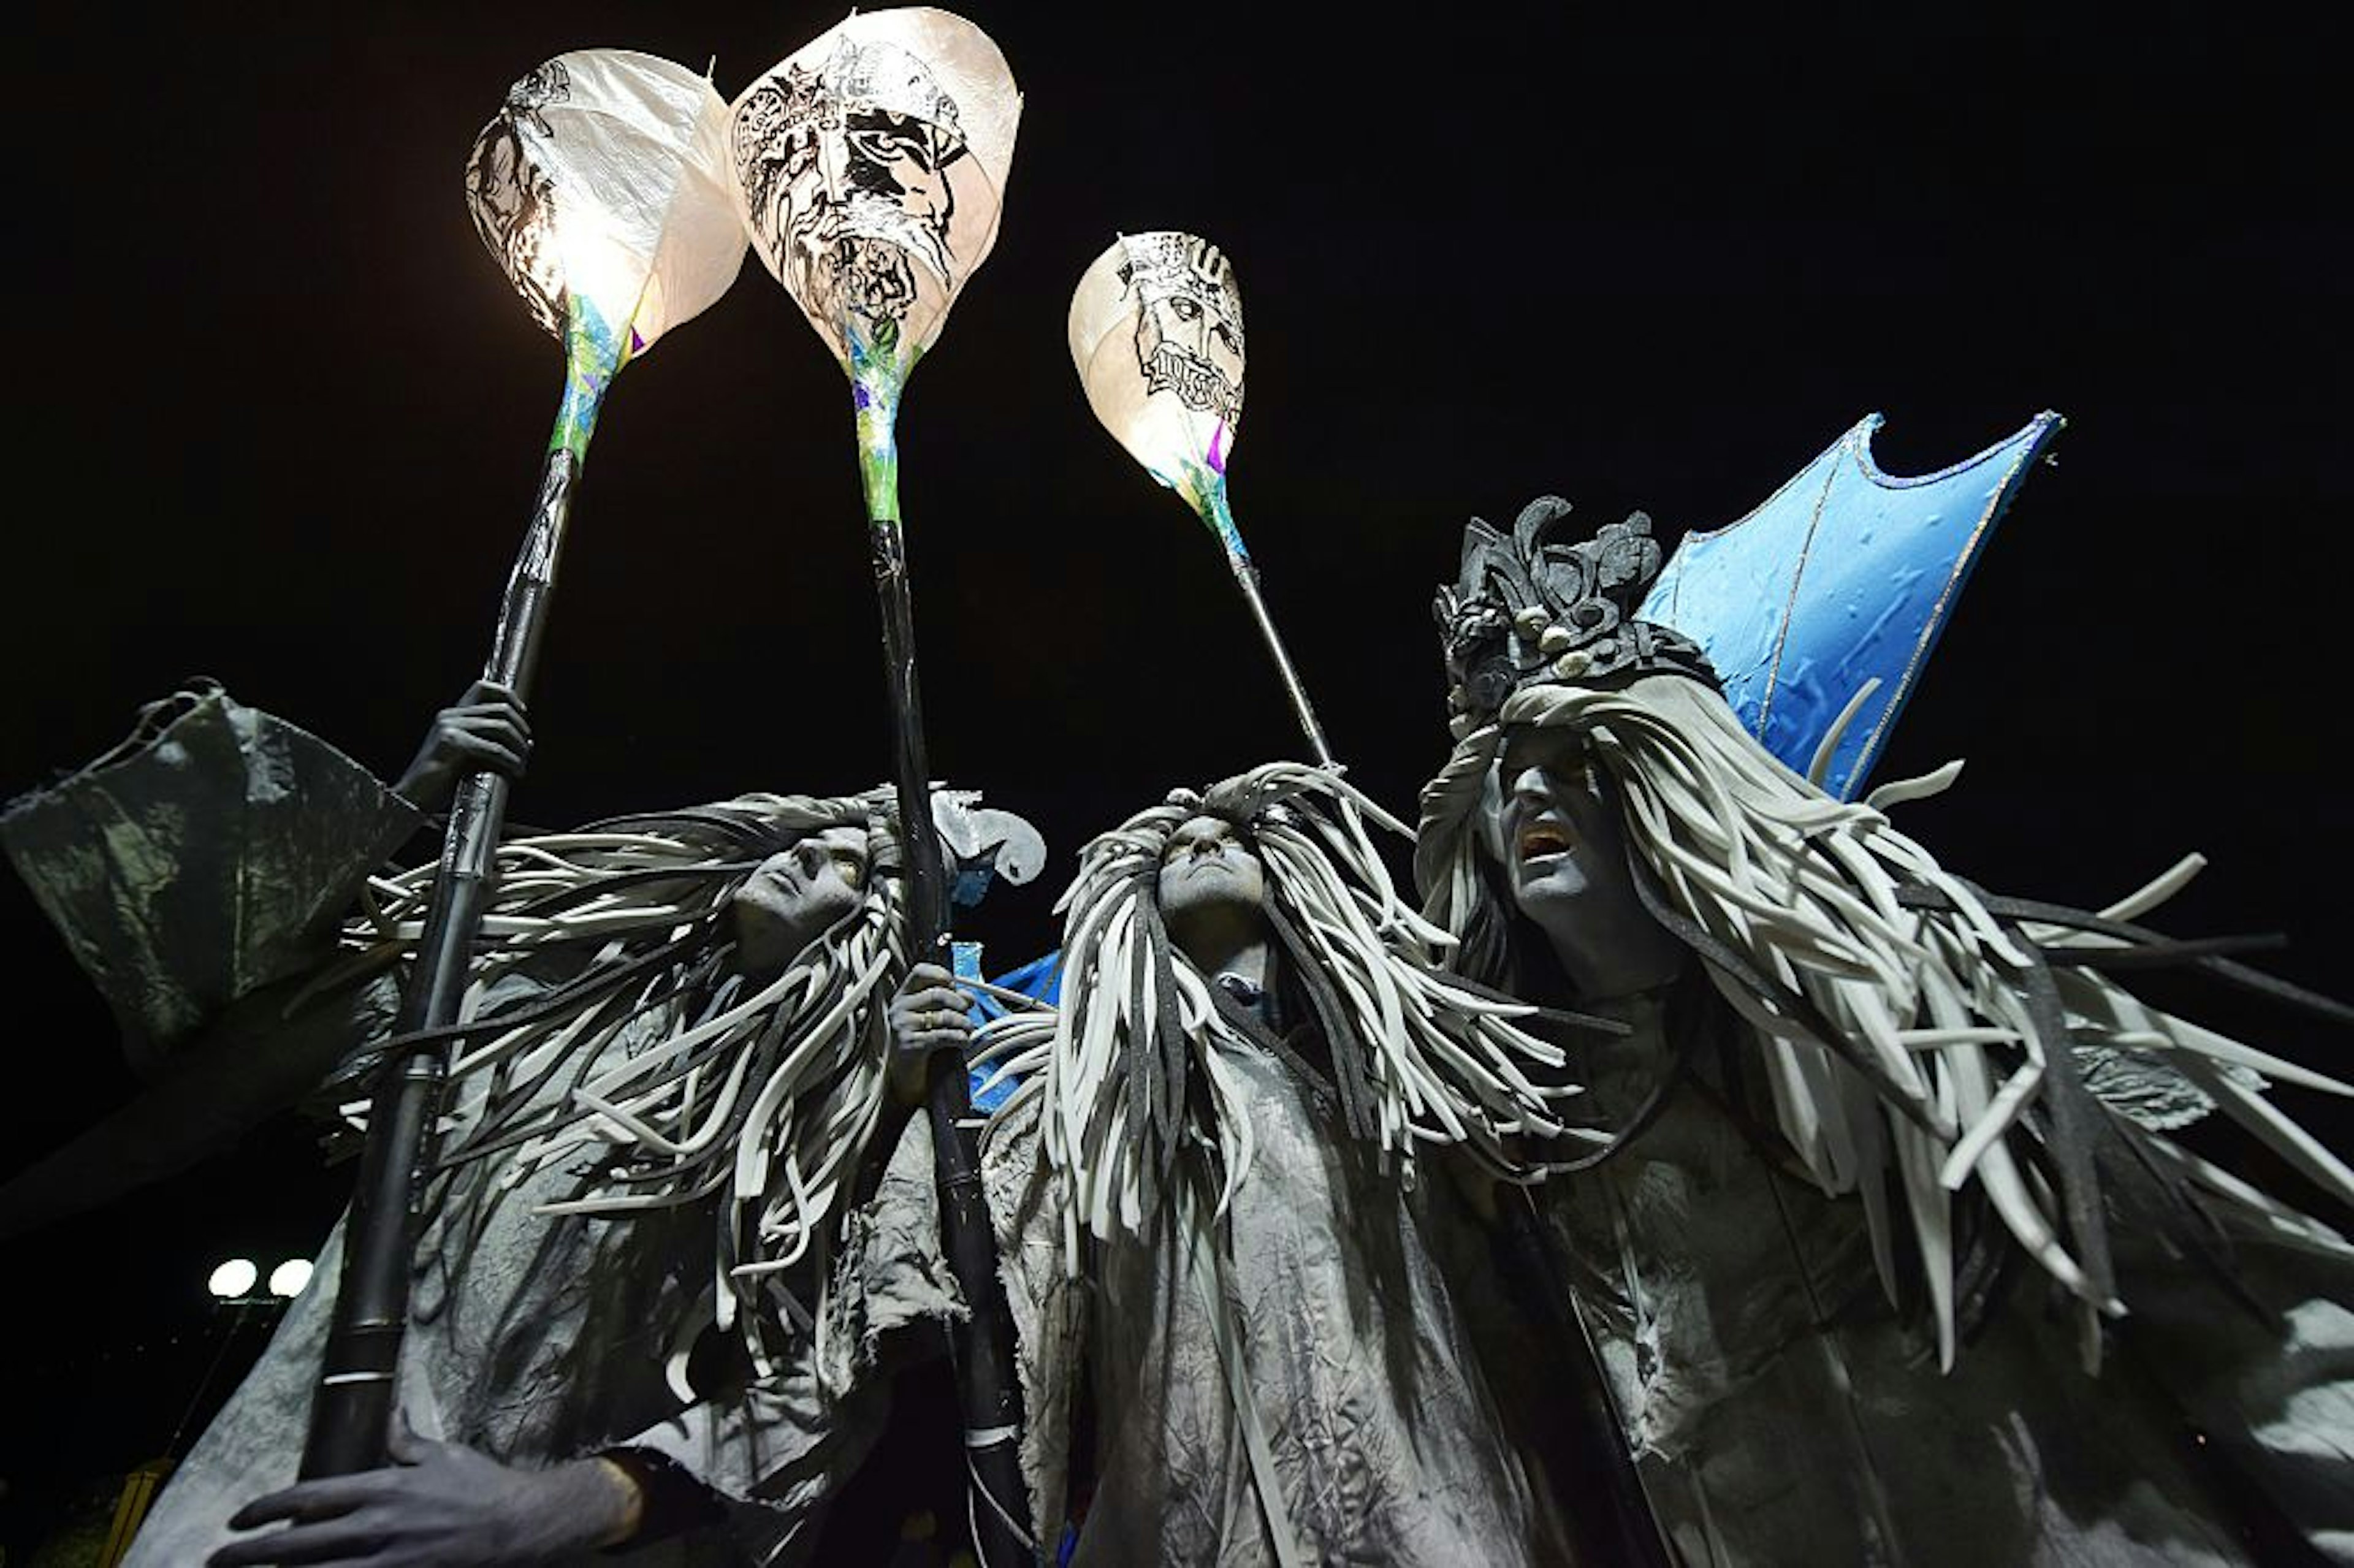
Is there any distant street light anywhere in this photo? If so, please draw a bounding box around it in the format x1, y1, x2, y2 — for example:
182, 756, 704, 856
206, 1258, 258, 1301
269, 1259, 314, 1300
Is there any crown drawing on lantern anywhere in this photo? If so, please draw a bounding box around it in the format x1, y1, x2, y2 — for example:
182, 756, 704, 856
1434, 497, 1716, 733
1117, 235, 1244, 331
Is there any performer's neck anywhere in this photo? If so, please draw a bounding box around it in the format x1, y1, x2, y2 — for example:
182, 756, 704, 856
1190, 932, 1274, 997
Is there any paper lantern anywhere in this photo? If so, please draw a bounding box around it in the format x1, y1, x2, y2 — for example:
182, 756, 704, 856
1068, 231, 1334, 761
729, 8, 1021, 391
1068, 232, 1247, 549
726, 7, 1019, 523
465, 50, 746, 360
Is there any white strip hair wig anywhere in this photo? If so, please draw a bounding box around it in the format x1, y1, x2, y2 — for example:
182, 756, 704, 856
329, 788, 908, 1371
978, 761, 1596, 1276
1417, 672, 2354, 1368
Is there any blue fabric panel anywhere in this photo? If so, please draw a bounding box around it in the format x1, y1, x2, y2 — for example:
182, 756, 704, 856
1640, 411, 2060, 799
989, 950, 1064, 1007
960, 946, 1061, 1110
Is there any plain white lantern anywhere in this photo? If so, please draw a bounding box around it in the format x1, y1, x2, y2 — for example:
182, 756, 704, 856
269, 1258, 314, 1299
207, 1258, 259, 1300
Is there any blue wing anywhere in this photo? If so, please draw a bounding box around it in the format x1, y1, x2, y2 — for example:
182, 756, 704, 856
1639, 411, 2060, 800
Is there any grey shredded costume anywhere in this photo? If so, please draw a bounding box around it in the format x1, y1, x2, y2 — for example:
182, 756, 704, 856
986, 1033, 1572, 1567
975, 768, 1588, 1566
1416, 503, 2354, 1566
128, 1064, 958, 1567
2, 687, 967, 1566
1533, 985, 2354, 1566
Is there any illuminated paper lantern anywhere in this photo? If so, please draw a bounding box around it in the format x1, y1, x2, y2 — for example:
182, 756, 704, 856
731, 8, 1019, 368
1068, 231, 1247, 552
467, 50, 746, 357
728, 7, 1021, 519
467, 50, 747, 459
1068, 232, 1332, 762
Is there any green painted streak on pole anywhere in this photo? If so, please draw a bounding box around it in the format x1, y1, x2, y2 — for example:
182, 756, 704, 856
549, 294, 629, 463
849, 319, 918, 525
1170, 457, 1249, 565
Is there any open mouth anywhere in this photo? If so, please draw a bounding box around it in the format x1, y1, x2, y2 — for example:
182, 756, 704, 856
1517, 823, 1574, 863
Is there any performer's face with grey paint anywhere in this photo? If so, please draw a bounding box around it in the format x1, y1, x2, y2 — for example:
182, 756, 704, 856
1158, 814, 1268, 956
730, 825, 870, 978
1482, 728, 1682, 999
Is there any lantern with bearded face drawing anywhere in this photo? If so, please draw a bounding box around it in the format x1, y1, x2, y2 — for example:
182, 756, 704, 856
729, 10, 1019, 375
728, 9, 1019, 526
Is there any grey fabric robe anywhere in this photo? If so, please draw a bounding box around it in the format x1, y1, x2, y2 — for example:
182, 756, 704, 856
6, 688, 967, 1564
1539, 989, 2354, 1566
985, 1033, 1580, 1567
126, 1103, 960, 1567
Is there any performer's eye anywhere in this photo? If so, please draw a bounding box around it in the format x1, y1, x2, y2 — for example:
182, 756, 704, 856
831, 851, 866, 888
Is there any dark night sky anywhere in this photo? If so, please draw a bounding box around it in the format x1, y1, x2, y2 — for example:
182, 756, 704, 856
3, 0, 2347, 1551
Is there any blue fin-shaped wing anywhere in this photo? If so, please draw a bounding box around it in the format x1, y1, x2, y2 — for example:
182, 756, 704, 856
1638, 411, 2061, 800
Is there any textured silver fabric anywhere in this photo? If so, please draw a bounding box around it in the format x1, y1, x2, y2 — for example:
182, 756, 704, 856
989, 1037, 1578, 1566
126, 1056, 958, 1568
1540, 994, 2354, 1566
2, 683, 419, 1070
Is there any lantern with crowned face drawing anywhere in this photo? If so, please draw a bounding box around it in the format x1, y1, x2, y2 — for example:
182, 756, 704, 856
1071, 232, 1334, 763
1070, 230, 1249, 547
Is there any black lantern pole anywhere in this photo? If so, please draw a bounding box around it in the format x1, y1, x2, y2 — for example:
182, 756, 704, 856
855, 355, 1036, 1568
302, 299, 622, 1476
729, 14, 1034, 1553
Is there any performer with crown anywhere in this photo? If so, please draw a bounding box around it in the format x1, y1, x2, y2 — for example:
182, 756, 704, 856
1415, 493, 2354, 1564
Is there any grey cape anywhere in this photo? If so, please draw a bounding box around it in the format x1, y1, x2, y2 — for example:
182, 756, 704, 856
5, 687, 963, 1564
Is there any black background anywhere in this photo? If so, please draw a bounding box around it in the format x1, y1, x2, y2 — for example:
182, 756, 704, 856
4, 2, 2347, 1558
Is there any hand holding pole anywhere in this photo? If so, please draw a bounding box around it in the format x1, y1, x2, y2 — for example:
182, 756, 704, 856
302, 50, 745, 1479
728, 13, 1035, 1562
